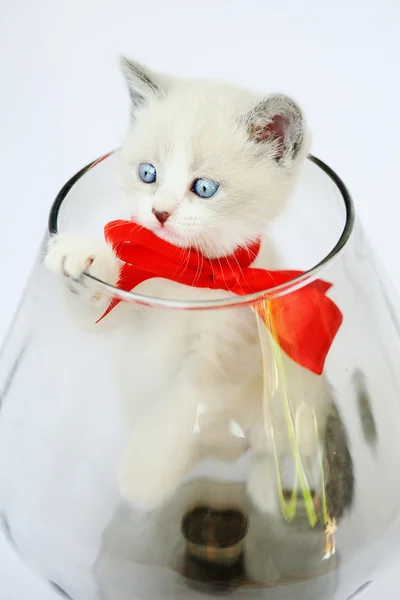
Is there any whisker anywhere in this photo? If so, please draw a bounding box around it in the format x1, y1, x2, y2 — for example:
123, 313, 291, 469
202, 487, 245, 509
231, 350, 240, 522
205, 229, 243, 285
216, 226, 281, 288
205, 237, 218, 288
205, 232, 233, 293
212, 225, 255, 263
192, 234, 204, 286
175, 244, 187, 269
175, 243, 192, 281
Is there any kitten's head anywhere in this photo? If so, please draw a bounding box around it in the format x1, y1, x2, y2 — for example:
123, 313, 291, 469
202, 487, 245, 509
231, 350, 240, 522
118, 57, 310, 257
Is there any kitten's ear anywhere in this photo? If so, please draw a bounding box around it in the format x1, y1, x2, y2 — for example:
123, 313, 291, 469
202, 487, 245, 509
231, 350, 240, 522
120, 56, 168, 107
246, 94, 307, 164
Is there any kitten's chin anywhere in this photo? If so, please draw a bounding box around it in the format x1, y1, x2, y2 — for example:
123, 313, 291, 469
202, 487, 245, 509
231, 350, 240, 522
135, 220, 240, 258
168, 230, 244, 258
151, 226, 191, 249
160, 229, 235, 258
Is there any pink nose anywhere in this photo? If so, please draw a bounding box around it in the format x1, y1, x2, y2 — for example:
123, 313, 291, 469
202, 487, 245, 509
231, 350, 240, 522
152, 209, 170, 225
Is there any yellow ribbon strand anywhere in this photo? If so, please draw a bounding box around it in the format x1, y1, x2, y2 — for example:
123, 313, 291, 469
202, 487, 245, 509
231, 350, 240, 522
254, 300, 331, 529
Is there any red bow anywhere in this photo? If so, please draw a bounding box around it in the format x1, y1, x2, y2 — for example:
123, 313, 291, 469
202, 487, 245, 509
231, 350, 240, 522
99, 220, 342, 375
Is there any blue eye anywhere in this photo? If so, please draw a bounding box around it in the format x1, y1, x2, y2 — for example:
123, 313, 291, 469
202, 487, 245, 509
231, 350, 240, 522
192, 177, 219, 199
138, 163, 157, 184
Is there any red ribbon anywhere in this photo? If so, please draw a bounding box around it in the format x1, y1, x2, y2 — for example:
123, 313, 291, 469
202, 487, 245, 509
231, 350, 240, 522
99, 220, 342, 375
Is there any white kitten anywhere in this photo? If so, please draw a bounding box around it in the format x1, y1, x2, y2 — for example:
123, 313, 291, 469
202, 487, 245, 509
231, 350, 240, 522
46, 58, 329, 513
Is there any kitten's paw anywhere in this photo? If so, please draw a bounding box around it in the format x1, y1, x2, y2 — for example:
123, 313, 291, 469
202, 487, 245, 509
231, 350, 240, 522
45, 234, 120, 300
118, 449, 183, 511
247, 457, 278, 514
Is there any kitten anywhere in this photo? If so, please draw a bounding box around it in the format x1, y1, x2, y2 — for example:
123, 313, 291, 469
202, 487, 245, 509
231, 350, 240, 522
45, 58, 330, 514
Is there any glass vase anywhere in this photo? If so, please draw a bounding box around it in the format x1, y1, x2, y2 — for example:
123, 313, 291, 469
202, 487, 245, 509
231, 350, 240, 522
1, 152, 400, 600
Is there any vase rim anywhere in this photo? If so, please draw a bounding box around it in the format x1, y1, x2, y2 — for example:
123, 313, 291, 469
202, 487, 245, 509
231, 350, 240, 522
48, 152, 355, 310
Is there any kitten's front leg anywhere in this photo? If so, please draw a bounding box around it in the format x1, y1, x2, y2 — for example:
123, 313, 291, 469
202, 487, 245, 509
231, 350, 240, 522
118, 378, 200, 511
45, 233, 122, 323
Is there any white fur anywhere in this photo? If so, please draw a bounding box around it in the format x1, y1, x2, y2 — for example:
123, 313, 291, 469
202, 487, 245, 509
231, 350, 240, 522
45, 59, 329, 514
118, 77, 307, 257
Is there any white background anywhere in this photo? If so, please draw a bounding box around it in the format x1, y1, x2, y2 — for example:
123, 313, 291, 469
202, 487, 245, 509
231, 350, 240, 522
0, 1, 399, 598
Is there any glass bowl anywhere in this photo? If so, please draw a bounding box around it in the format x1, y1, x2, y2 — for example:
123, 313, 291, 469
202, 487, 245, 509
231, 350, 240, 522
1, 152, 400, 600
